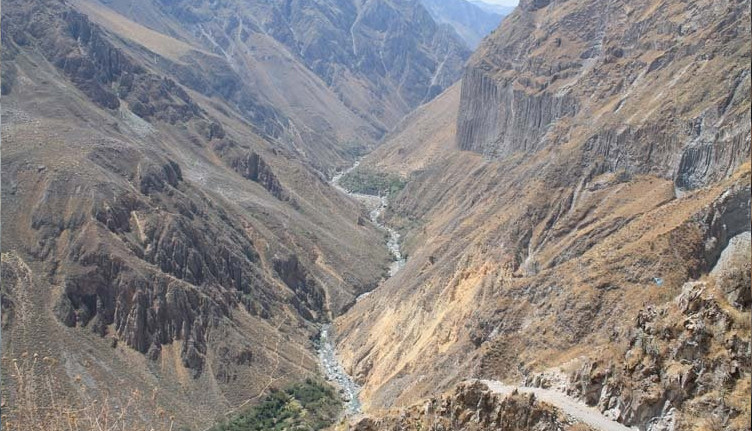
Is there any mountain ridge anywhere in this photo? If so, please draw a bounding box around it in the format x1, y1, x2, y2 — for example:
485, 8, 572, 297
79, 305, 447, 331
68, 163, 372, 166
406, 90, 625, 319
1, 0, 750, 429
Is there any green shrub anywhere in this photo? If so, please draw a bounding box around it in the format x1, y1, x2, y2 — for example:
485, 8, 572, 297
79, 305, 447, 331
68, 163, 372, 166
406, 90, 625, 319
339, 169, 406, 197
209, 379, 342, 431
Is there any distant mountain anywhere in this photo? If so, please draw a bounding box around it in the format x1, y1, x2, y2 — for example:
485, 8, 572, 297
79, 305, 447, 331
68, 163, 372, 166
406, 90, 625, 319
420, 0, 506, 48
467, 0, 516, 16
68, 0, 472, 173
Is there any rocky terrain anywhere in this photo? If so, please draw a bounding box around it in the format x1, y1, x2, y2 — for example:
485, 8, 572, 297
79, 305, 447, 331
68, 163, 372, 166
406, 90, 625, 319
2, 0, 750, 430
333, 0, 751, 429
67, 0, 471, 173
456, 0, 750, 187
344, 381, 596, 431
0, 0, 469, 428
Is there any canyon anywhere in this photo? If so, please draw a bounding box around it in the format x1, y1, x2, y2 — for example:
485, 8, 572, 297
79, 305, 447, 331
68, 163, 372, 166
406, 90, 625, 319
1, 0, 464, 428
331, 0, 751, 430
1, 0, 750, 430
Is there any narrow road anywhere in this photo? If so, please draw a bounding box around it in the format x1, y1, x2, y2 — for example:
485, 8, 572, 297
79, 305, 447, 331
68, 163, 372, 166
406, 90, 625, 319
479, 380, 637, 431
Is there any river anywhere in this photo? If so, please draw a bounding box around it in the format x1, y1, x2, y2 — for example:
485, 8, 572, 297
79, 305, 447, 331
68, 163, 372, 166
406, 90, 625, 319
317, 160, 406, 415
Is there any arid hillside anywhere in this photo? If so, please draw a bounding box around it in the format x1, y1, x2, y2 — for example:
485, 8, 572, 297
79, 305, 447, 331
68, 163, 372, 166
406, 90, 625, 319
0, 0, 468, 428
347, 381, 596, 431
335, 0, 751, 429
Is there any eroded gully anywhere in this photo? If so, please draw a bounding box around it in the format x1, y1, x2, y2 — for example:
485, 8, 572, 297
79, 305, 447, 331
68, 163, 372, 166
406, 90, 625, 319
318, 160, 405, 415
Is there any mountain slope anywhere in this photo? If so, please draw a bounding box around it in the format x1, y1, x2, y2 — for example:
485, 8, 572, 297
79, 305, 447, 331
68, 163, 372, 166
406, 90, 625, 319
333, 0, 751, 429
0, 0, 462, 428
69, 0, 471, 172
457, 0, 750, 188
421, 0, 505, 48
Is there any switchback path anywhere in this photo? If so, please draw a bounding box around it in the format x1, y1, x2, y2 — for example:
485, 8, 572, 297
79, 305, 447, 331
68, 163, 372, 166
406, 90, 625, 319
479, 380, 637, 431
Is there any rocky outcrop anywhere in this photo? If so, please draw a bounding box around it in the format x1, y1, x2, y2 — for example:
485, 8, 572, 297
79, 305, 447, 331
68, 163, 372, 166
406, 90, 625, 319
273, 254, 325, 321
43, 153, 277, 376
56, 252, 224, 378
352, 381, 590, 431
3, 2, 206, 125
15, 121, 286, 382
231, 151, 288, 202
517, 232, 751, 430
457, 69, 578, 157
137, 160, 183, 195
560, 278, 751, 431
710, 232, 751, 308
693, 182, 752, 272
164, 51, 291, 140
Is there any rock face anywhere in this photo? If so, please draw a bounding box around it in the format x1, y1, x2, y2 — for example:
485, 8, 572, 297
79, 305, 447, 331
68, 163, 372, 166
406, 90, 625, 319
457, 0, 751, 190
333, 0, 750, 428
559, 274, 751, 430
230, 151, 288, 202
420, 0, 505, 49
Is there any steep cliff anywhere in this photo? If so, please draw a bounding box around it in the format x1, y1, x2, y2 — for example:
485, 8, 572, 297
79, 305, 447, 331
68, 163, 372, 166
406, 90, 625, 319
334, 0, 751, 429
457, 0, 750, 190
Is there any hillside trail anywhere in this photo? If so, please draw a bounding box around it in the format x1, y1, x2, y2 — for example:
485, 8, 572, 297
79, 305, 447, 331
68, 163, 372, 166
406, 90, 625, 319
479, 380, 638, 431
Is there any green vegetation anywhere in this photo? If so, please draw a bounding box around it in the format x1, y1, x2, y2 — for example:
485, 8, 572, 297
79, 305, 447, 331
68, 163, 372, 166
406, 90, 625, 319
342, 141, 369, 159
339, 168, 406, 197
209, 379, 342, 431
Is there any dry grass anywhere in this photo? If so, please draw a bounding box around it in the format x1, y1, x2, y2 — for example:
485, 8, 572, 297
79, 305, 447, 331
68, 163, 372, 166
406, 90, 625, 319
1, 353, 174, 431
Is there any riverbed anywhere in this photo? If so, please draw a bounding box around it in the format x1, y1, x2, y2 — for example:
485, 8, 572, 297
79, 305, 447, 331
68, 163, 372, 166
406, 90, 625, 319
318, 161, 406, 415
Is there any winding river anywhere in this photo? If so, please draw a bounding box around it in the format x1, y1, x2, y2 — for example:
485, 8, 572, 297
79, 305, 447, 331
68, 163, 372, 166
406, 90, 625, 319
317, 160, 406, 415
